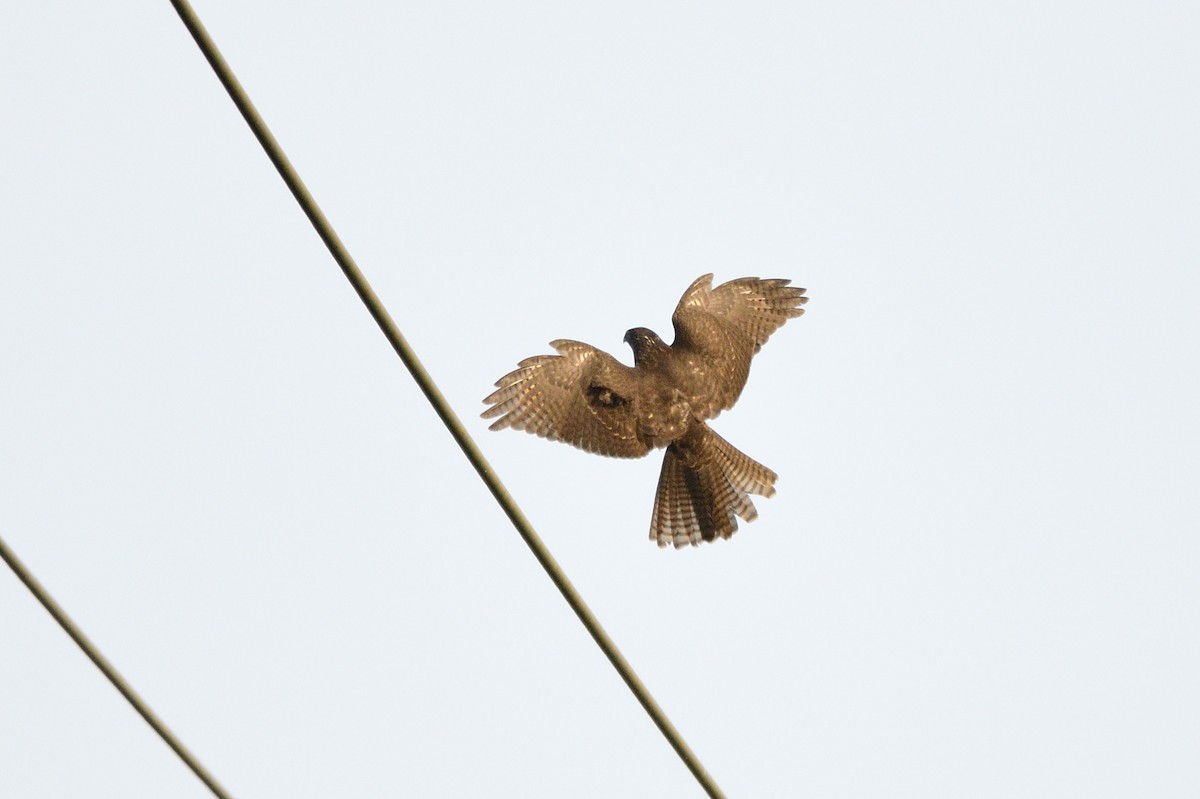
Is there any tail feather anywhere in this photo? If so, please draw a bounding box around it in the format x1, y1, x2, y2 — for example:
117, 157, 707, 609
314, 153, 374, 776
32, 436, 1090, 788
651, 423, 778, 548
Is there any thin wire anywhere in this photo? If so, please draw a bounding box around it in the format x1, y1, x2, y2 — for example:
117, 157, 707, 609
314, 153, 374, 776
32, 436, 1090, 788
0, 535, 235, 799
167, 1, 725, 796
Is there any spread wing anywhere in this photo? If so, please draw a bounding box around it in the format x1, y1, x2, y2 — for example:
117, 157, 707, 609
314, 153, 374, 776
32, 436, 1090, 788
482, 340, 653, 458
670, 274, 807, 419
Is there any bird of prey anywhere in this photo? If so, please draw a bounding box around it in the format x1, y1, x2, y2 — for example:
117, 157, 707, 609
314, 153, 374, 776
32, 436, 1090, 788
482, 274, 807, 548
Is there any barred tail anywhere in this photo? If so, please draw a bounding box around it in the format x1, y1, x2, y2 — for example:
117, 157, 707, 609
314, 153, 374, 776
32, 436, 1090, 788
650, 423, 777, 548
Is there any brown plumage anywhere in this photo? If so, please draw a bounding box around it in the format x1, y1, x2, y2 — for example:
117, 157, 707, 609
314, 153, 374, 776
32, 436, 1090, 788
482, 274, 807, 548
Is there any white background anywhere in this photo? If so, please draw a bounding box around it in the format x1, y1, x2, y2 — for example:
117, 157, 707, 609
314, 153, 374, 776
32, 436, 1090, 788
2, 1, 1197, 796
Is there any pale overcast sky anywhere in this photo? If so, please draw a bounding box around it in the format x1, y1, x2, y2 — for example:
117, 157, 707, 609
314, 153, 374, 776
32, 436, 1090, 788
2, 2, 1198, 797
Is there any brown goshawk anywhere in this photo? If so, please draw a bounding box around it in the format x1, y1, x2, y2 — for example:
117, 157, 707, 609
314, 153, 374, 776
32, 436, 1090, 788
482, 274, 807, 548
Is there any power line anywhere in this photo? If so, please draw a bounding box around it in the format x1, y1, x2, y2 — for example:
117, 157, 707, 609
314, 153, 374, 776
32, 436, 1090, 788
166, 1, 725, 796
0, 535, 235, 799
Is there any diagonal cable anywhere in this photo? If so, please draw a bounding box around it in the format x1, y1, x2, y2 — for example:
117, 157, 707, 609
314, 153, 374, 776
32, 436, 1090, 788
0, 535, 235, 799
167, 1, 724, 796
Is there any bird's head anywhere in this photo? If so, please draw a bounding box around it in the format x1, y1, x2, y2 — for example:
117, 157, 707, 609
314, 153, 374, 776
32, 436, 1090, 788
624, 327, 668, 366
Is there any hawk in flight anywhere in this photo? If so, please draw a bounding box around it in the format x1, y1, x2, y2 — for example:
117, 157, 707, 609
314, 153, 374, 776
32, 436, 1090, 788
482, 274, 807, 548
